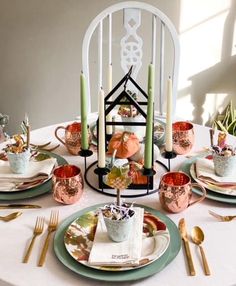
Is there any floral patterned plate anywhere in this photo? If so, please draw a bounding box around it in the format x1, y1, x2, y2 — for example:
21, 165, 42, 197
64, 209, 170, 271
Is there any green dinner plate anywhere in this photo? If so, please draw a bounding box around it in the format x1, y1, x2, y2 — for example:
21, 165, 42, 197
54, 203, 181, 282
0, 152, 67, 201
179, 157, 236, 204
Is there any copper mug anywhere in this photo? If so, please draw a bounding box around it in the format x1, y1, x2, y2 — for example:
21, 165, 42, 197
52, 165, 84, 204
159, 171, 206, 213
55, 122, 83, 155
172, 121, 194, 155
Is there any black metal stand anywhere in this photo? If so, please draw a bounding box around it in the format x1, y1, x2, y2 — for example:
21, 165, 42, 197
94, 166, 110, 191
161, 150, 177, 171
84, 160, 167, 198
82, 68, 160, 198
79, 149, 93, 171
142, 167, 156, 194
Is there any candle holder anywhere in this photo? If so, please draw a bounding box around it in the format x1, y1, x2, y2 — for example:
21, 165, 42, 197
79, 148, 93, 170
142, 167, 156, 194
83, 68, 166, 198
161, 150, 177, 171
94, 164, 110, 191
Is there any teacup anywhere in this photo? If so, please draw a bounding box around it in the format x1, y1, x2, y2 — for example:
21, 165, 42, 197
172, 121, 194, 155
159, 171, 206, 213
55, 122, 90, 155
52, 165, 84, 204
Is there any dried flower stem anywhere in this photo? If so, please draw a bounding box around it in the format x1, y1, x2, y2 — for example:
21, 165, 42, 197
117, 188, 121, 206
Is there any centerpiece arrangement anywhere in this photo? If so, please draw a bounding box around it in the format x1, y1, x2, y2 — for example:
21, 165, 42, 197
80, 64, 175, 197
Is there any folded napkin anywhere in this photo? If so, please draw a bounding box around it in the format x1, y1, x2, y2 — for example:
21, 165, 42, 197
0, 157, 57, 190
88, 207, 144, 267
195, 158, 236, 186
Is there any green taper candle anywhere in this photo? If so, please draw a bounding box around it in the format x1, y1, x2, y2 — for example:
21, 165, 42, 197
148, 63, 154, 95
80, 71, 88, 150
144, 64, 155, 169
144, 88, 154, 169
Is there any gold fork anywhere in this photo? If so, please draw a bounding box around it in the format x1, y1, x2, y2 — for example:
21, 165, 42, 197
38, 210, 59, 266
23, 216, 45, 263
209, 210, 236, 222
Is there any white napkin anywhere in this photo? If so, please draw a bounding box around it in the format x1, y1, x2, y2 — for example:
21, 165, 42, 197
0, 158, 57, 189
88, 207, 144, 267
195, 158, 236, 186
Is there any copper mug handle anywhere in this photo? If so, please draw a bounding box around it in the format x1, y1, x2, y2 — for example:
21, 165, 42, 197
188, 183, 206, 207
55, 126, 66, 146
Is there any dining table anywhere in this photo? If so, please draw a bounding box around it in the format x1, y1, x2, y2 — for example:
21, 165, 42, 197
0, 117, 236, 286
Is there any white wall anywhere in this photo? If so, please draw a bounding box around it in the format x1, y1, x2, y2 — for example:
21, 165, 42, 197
0, 0, 235, 134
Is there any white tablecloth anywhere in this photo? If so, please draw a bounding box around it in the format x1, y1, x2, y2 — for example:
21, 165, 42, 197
0, 121, 236, 286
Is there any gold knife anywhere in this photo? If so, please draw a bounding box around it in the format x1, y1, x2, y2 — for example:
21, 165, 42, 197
0, 204, 41, 209
178, 218, 196, 276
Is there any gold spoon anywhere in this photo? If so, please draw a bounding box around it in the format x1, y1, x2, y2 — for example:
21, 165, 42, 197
191, 226, 211, 275
0, 212, 22, 222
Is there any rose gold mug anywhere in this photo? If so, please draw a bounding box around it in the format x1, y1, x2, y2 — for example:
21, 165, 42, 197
52, 165, 84, 204
172, 121, 194, 155
159, 171, 206, 213
55, 122, 83, 155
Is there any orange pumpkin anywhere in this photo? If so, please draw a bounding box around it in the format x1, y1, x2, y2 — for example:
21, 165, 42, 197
107, 132, 140, 158
129, 161, 148, 184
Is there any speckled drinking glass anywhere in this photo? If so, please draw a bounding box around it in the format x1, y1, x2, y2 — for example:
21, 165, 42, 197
103, 215, 134, 242
7, 149, 31, 174
213, 153, 236, 177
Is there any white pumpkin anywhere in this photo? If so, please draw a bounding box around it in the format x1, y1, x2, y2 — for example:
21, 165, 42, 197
129, 143, 160, 162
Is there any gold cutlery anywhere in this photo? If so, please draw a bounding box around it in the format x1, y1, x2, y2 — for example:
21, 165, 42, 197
31, 142, 60, 152
23, 217, 45, 263
178, 218, 196, 276
191, 226, 211, 275
0, 204, 41, 209
38, 210, 59, 266
0, 211, 22, 222
209, 210, 236, 222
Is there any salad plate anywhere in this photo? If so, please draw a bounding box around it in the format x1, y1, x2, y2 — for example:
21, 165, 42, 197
190, 163, 236, 197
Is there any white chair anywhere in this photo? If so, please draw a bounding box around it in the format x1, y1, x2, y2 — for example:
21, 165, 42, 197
82, 1, 180, 117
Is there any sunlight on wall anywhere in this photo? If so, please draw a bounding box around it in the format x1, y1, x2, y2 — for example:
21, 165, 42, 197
179, 0, 231, 89
202, 93, 228, 125
232, 22, 236, 56
177, 92, 194, 120
176, 0, 233, 124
